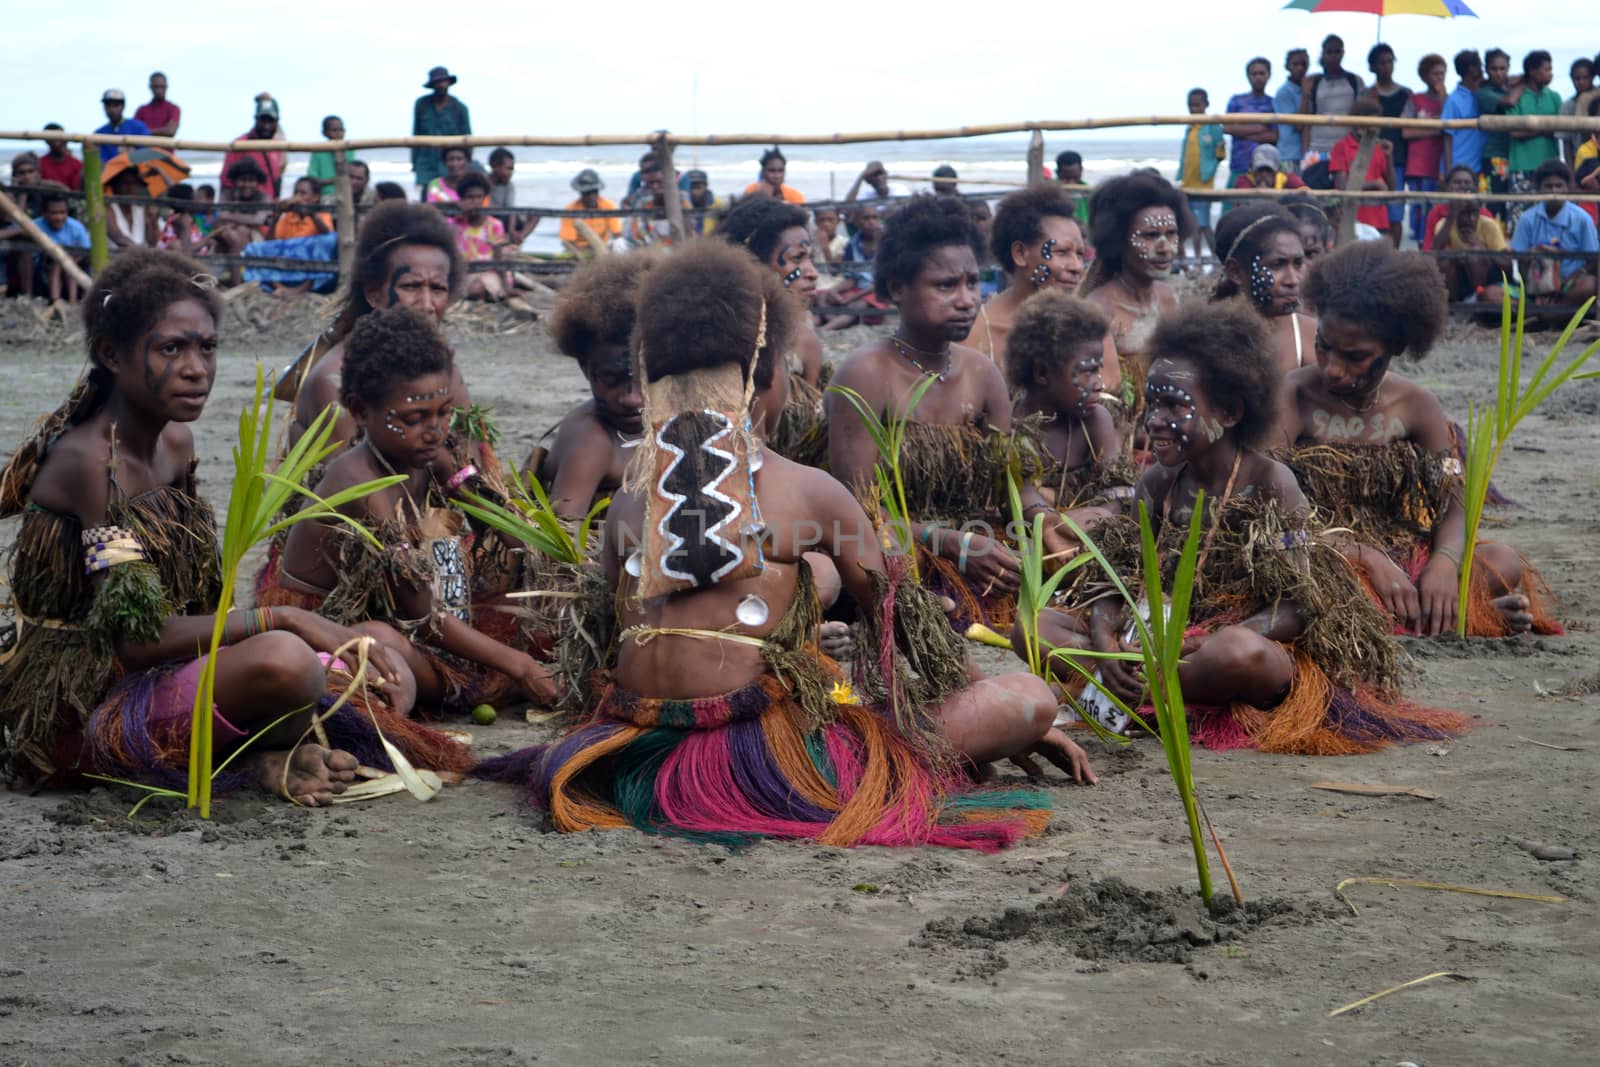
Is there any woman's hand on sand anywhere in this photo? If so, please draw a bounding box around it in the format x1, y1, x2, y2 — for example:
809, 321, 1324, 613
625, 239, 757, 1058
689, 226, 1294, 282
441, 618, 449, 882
1008, 728, 1099, 784
1362, 552, 1422, 631
510, 652, 559, 706
955, 532, 1021, 596
1417, 556, 1459, 636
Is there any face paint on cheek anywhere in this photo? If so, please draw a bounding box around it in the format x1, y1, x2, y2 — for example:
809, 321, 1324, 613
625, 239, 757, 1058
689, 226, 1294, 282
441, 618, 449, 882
1201, 416, 1225, 442
1248, 256, 1275, 306
782, 266, 803, 287
1030, 238, 1057, 289
385, 410, 406, 435
386, 265, 413, 307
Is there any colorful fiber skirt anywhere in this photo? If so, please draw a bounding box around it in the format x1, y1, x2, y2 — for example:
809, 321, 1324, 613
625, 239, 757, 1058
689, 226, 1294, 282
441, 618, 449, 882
1368, 540, 1564, 638
916, 545, 1017, 634
476, 669, 1052, 851
82, 656, 475, 792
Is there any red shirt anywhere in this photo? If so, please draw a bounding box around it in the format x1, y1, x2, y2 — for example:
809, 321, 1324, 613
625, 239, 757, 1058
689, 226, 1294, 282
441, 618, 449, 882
39, 151, 83, 191
1329, 134, 1392, 230
134, 99, 181, 134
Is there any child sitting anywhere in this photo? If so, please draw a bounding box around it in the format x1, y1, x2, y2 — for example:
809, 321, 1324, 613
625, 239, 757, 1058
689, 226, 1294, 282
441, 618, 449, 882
1278, 240, 1561, 637
1032, 302, 1465, 754
265, 307, 558, 713
1005, 290, 1131, 518
478, 240, 1093, 849
529, 251, 657, 519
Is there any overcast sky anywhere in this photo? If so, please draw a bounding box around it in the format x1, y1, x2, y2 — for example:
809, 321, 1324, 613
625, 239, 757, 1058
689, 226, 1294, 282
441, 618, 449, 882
4, 1, 1597, 149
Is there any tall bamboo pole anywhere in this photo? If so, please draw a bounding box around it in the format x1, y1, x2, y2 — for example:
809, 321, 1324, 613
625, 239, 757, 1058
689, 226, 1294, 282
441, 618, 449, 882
1338, 129, 1380, 246
333, 154, 357, 284
654, 135, 685, 243
80, 144, 108, 274
1026, 130, 1045, 185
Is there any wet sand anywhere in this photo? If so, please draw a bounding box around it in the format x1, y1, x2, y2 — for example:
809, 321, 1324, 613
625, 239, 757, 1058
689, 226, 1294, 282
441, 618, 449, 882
1, 303, 1596, 1066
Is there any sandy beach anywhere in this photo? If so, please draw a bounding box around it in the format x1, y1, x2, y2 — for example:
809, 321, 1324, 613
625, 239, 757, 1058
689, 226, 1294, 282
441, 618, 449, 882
1, 293, 1596, 1066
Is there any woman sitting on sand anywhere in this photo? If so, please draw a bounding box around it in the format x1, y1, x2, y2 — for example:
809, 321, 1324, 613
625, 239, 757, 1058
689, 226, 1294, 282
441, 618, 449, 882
1211, 205, 1315, 377
968, 185, 1088, 367
717, 197, 829, 465
826, 196, 1062, 633
1006, 290, 1131, 520
477, 240, 1094, 849
263, 307, 559, 715
1277, 241, 1562, 637
1030, 302, 1466, 754
529, 251, 658, 519
0, 250, 470, 801
1080, 172, 1194, 395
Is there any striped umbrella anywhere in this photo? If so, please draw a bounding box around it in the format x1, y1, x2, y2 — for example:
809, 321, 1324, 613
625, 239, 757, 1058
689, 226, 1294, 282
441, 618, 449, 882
1283, 0, 1477, 41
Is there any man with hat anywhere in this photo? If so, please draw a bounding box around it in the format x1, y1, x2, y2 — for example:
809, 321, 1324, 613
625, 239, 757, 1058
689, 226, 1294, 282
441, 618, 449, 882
684, 169, 723, 236
412, 66, 473, 198
222, 97, 287, 200
1230, 144, 1307, 195
94, 89, 150, 163
560, 169, 622, 257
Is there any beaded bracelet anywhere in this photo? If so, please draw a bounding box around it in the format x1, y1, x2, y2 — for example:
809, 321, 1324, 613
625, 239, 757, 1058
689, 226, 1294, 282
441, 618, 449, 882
240, 606, 274, 638
445, 464, 478, 492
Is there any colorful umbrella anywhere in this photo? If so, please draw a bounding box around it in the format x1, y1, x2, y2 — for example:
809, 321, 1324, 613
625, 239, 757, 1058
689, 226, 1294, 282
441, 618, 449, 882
100, 148, 192, 197
1283, 0, 1477, 40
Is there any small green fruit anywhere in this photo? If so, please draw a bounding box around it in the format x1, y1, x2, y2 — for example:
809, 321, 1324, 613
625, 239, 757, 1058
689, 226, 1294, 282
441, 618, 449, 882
471, 704, 497, 725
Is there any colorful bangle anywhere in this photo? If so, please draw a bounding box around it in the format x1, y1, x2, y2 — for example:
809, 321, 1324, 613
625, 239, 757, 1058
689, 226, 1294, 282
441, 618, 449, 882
446, 464, 478, 492
240, 606, 273, 639
957, 530, 975, 575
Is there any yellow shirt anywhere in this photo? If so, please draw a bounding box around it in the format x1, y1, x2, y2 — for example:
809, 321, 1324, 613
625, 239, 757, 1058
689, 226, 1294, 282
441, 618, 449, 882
1435, 213, 1509, 252
1180, 129, 1203, 188
1576, 138, 1598, 170
559, 197, 622, 248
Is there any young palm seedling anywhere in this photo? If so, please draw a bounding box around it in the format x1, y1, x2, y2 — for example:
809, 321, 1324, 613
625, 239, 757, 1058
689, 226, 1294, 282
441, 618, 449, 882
828, 375, 939, 578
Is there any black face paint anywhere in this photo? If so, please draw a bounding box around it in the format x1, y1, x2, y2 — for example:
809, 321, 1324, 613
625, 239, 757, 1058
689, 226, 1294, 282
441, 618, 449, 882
1248, 255, 1275, 306
386, 264, 412, 308
782, 266, 804, 287
1029, 237, 1057, 290
144, 331, 206, 395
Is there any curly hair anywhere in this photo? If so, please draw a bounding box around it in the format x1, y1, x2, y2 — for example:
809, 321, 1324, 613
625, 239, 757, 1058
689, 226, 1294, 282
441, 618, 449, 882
3, 250, 222, 515
340, 306, 454, 410
1304, 241, 1447, 360
327, 201, 463, 346
1003, 291, 1109, 392
1146, 302, 1279, 448
990, 185, 1082, 275
456, 172, 490, 198
1212, 205, 1301, 301
550, 249, 662, 364
635, 239, 798, 392
872, 194, 983, 301
1082, 172, 1195, 292
716, 197, 810, 264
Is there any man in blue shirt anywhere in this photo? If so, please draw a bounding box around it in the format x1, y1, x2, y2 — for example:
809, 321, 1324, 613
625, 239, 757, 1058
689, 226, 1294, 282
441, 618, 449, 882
94, 89, 150, 163
1274, 48, 1309, 173
1441, 51, 1486, 177
1505, 160, 1599, 303
412, 66, 472, 198
1224, 58, 1278, 191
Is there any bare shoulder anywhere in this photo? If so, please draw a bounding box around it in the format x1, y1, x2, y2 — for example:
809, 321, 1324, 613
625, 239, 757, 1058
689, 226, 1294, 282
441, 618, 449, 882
28, 420, 112, 523
549, 401, 608, 455
830, 341, 894, 389
1283, 366, 1321, 403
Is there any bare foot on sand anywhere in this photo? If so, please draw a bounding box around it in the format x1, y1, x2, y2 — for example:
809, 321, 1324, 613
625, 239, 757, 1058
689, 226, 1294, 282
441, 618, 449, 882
256, 745, 360, 806
818, 621, 853, 662
1493, 594, 1534, 634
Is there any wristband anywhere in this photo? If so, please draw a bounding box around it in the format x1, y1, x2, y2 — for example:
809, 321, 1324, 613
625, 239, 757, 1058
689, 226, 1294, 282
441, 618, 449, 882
1435, 544, 1461, 566
957, 530, 975, 575
446, 464, 478, 492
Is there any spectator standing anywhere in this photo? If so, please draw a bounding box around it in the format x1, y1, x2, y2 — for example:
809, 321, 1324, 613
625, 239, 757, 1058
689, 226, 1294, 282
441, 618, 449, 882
1404, 54, 1449, 242
1224, 58, 1278, 191
1559, 59, 1596, 164
559, 169, 621, 257
307, 115, 354, 197
1367, 44, 1413, 245
1477, 49, 1526, 211
38, 125, 83, 191
1300, 35, 1367, 185
1507, 50, 1563, 233
221, 98, 286, 200
412, 66, 472, 197
1275, 48, 1310, 173
94, 89, 150, 163
1441, 51, 1486, 177
1178, 87, 1226, 262
134, 72, 181, 138
1054, 150, 1091, 225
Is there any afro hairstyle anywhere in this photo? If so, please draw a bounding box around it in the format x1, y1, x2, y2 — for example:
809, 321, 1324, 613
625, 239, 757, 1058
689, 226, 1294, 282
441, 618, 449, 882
340, 306, 454, 410
717, 196, 811, 265
872, 194, 984, 301
84, 247, 222, 370
1146, 301, 1281, 448
1212, 205, 1302, 301
634, 239, 799, 393
456, 171, 491, 198
550, 249, 662, 366
1003, 291, 1110, 392
1304, 240, 1447, 360
1083, 172, 1195, 290
328, 201, 464, 344
990, 184, 1083, 274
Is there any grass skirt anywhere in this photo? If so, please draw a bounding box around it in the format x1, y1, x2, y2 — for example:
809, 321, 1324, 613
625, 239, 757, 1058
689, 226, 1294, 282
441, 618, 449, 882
476, 661, 1050, 852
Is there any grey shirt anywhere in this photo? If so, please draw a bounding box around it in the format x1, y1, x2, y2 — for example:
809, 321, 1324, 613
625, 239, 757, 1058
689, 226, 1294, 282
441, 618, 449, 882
1306, 71, 1367, 155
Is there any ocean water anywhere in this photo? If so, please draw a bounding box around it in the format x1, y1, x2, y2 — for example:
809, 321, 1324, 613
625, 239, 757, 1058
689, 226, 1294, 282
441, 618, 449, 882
3, 136, 1179, 255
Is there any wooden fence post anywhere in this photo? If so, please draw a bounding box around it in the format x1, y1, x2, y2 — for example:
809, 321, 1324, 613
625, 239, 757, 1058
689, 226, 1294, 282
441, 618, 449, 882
1338, 128, 1379, 246
80, 143, 108, 274
333, 153, 357, 284
1027, 130, 1045, 185
654, 135, 686, 243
